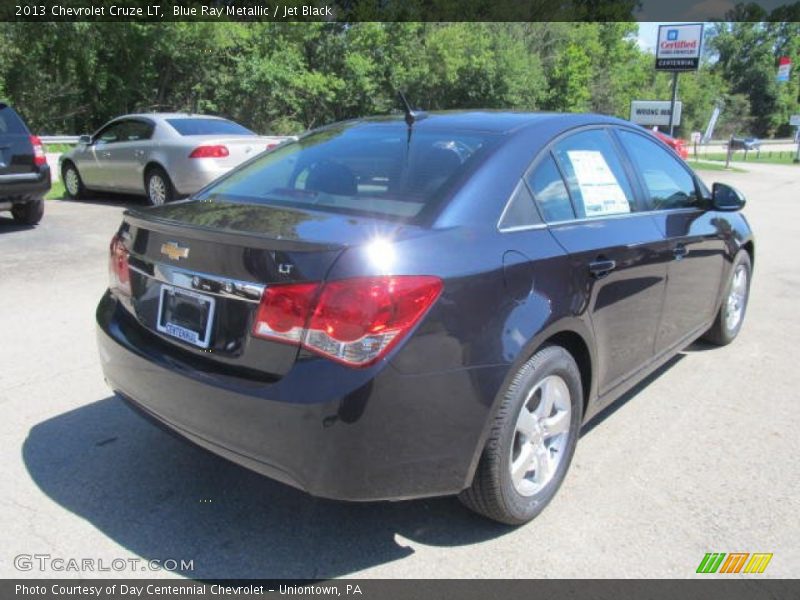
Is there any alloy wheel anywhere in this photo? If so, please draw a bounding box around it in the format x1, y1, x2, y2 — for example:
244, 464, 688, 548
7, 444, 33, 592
725, 264, 748, 332
509, 374, 572, 496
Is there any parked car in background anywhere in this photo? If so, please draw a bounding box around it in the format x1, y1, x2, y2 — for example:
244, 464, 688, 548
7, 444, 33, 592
60, 113, 288, 206
0, 102, 50, 225
97, 111, 754, 525
651, 128, 689, 160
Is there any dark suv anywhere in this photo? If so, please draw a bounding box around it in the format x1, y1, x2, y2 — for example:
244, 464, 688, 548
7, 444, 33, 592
0, 102, 50, 225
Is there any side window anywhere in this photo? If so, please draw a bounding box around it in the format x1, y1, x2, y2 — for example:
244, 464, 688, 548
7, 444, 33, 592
499, 181, 541, 230
95, 122, 127, 144
617, 130, 699, 210
552, 129, 635, 219
525, 154, 574, 222
124, 120, 154, 142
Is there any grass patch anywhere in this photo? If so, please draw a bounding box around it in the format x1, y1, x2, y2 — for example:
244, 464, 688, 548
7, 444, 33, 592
696, 151, 799, 166
46, 181, 66, 200
687, 160, 746, 173
43, 143, 76, 154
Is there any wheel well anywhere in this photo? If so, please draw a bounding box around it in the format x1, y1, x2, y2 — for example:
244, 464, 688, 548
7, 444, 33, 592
543, 331, 592, 413
143, 162, 164, 179
742, 240, 754, 268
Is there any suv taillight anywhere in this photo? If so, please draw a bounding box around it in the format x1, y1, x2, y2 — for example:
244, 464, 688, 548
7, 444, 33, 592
253, 276, 443, 367
189, 145, 229, 158
109, 234, 131, 296
30, 135, 46, 166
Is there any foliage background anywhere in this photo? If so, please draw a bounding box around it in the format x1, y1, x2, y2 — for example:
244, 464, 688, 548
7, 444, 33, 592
0, 20, 797, 138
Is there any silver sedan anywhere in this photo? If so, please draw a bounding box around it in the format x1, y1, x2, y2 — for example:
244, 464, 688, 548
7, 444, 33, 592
59, 113, 288, 205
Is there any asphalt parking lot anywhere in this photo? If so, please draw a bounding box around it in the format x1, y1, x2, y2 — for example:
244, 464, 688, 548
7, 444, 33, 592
1, 162, 798, 579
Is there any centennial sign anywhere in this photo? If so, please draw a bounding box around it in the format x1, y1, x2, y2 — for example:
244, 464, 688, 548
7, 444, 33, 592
656, 23, 704, 71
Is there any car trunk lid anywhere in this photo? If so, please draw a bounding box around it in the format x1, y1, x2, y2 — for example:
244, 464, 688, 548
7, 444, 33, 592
116, 200, 406, 378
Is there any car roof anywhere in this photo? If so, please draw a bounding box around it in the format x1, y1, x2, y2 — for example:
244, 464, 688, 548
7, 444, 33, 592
113, 112, 230, 122
339, 110, 624, 135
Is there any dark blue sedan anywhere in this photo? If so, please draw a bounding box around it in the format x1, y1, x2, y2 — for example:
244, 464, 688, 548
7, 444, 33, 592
97, 111, 754, 524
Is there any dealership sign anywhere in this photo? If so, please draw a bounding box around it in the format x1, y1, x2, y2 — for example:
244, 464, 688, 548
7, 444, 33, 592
630, 100, 683, 127
656, 23, 703, 71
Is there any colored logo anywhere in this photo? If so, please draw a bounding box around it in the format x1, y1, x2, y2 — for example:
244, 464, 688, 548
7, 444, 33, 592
696, 552, 773, 574
667, 29, 679, 41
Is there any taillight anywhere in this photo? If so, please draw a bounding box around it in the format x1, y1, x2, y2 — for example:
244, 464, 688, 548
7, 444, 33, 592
189, 145, 229, 158
252, 276, 442, 367
266, 143, 277, 150
30, 135, 46, 166
109, 233, 131, 296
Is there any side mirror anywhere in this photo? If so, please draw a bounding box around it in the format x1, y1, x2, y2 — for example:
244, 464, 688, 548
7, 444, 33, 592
712, 182, 746, 211
78, 134, 92, 145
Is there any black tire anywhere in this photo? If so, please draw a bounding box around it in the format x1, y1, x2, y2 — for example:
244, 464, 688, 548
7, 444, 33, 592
702, 250, 752, 346
145, 166, 175, 206
459, 345, 583, 525
61, 161, 86, 199
11, 197, 44, 225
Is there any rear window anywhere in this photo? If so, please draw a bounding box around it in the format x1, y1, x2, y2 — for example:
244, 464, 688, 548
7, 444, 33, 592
196, 123, 499, 220
166, 118, 253, 136
0, 105, 28, 135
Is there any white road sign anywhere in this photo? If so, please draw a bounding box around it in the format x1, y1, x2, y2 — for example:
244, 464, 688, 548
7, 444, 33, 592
790, 115, 800, 127
630, 100, 683, 127
656, 23, 704, 71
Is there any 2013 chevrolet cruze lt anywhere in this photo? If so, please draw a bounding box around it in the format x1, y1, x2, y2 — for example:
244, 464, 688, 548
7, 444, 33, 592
97, 112, 754, 524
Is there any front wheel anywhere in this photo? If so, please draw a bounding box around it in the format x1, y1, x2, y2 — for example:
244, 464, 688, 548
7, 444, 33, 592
459, 345, 583, 525
145, 167, 174, 206
61, 162, 86, 199
702, 250, 752, 346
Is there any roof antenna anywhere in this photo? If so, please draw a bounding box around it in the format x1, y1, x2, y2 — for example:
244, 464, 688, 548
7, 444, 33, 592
397, 91, 426, 127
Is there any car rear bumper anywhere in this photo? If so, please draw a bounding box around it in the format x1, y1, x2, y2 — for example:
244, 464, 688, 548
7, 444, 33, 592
0, 166, 51, 201
97, 291, 504, 501
170, 160, 234, 196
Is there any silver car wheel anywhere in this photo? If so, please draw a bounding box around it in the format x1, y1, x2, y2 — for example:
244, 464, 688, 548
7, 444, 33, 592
148, 173, 167, 206
725, 264, 748, 332
64, 168, 79, 197
509, 374, 572, 497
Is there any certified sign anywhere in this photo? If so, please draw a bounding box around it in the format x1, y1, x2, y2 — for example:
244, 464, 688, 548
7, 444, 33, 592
630, 100, 682, 127
656, 23, 704, 71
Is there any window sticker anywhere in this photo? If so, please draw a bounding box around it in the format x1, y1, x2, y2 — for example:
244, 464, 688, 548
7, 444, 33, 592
566, 150, 631, 216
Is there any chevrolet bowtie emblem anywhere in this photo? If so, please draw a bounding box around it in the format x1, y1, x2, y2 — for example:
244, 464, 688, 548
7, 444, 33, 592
161, 241, 189, 261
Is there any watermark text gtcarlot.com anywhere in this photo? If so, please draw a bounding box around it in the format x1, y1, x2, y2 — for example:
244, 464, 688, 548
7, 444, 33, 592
14, 554, 193, 573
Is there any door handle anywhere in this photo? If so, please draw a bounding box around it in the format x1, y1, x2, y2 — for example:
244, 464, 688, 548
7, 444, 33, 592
588, 258, 617, 278
134, 150, 144, 157
673, 243, 688, 260
101, 151, 111, 158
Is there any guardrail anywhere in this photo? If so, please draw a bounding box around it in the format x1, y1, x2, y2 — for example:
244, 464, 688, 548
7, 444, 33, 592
40, 135, 81, 145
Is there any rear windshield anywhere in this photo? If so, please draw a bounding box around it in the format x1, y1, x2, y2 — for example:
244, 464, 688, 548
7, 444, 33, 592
0, 105, 27, 135
166, 118, 253, 136
195, 123, 499, 220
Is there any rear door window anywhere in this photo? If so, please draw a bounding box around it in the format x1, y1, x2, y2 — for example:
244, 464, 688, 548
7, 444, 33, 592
0, 105, 28, 135
552, 129, 636, 219
617, 130, 699, 210
123, 120, 154, 142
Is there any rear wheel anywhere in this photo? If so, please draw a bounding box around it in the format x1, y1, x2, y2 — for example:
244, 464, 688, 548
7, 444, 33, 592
61, 162, 86, 199
459, 345, 583, 525
702, 250, 752, 346
145, 167, 174, 206
11, 197, 44, 225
